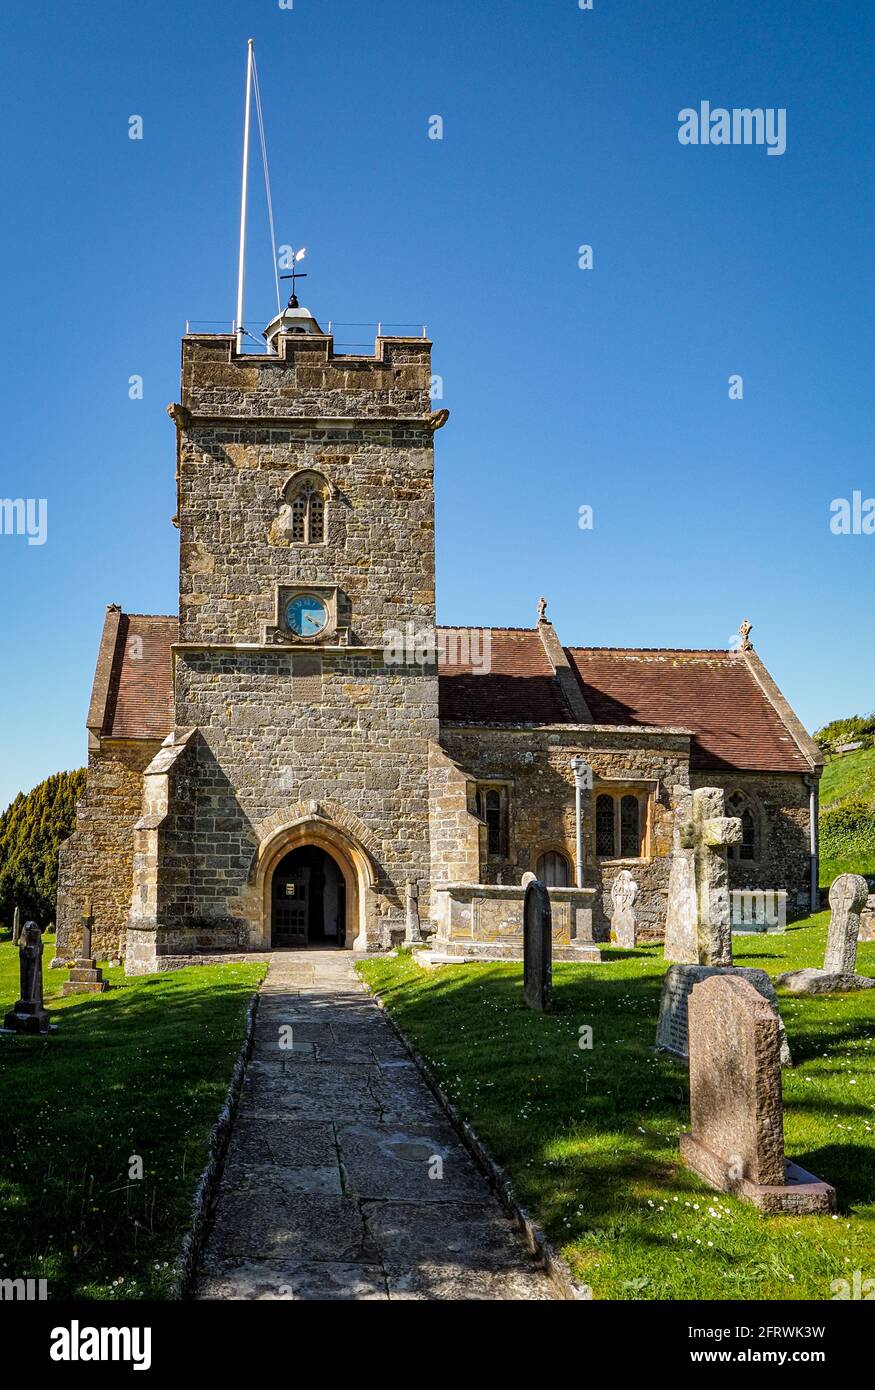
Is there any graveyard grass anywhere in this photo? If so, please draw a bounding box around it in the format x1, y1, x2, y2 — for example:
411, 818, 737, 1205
0, 930, 265, 1299
359, 916, 875, 1301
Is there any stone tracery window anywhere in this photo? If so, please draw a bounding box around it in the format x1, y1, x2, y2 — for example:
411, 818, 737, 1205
289, 479, 326, 544
595, 790, 645, 859
726, 790, 758, 862
475, 784, 509, 859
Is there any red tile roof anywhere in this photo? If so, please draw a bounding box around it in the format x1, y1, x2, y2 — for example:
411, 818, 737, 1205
437, 627, 572, 724
566, 647, 811, 772
439, 630, 811, 773
101, 614, 178, 740
91, 616, 811, 774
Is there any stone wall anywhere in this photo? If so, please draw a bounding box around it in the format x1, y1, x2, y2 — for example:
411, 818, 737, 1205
177, 336, 435, 650
118, 330, 442, 966
428, 741, 484, 885
431, 881, 599, 961
690, 770, 813, 914
56, 739, 161, 960
439, 725, 691, 941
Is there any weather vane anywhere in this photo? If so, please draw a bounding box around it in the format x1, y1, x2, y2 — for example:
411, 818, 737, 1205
280, 247, 308, 307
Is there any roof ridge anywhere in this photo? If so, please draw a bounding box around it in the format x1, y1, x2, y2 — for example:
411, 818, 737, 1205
123, 613, 180, 621
436, 625, 537, 634
566, 646, 735, 656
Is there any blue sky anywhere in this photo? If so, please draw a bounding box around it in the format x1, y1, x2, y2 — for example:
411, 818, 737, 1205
1, 0, 873, 809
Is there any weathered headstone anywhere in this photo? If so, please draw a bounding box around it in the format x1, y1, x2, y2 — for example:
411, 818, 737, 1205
679, 974, 835, 1213
4, 923, 52, 1034
609, 869, 638, 948
62, 899, 108, 996
776, 874, 874, 994
12, 905, 21, 946
522, 875, 552, 1012
860, 895, 875, 943
403, 880, 422, 945
657, 963, 792, 1066
664, 787, 741, 966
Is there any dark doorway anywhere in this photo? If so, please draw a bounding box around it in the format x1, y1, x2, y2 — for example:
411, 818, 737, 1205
271, 845, 346, 949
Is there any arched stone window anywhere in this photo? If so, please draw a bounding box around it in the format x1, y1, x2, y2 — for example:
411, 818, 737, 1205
270, 470, 332, 548
727, 790, 758, 862
475, 784, 509, 858
289, 479, 326, 543
536, 850, 572, 887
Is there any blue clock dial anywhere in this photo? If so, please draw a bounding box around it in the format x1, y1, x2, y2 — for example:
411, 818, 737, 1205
286, 594, 328, 637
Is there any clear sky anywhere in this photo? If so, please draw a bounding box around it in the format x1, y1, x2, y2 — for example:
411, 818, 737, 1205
1, 0, 873, 810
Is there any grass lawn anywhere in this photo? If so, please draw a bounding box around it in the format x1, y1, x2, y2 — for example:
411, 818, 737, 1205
359, 917, 875, 1300
819, 744, 875, 885
821, 744, 875, 808
0, 932, 265, 1298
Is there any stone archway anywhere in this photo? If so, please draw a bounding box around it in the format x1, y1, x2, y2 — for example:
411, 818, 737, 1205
252, 816, 375, 952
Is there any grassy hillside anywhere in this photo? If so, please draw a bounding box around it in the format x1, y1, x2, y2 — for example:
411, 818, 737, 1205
819, 744, 875, 886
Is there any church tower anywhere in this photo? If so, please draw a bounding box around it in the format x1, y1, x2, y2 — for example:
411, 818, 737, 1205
125, 306, 443, 969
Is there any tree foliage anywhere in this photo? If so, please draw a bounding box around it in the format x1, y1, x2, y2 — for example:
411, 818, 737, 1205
813, 711, 875, 753
0, 769, 86, 931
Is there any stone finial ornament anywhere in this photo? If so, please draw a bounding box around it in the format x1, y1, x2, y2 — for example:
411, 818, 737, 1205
537, 596, 548, 623
738, 619, 753, 651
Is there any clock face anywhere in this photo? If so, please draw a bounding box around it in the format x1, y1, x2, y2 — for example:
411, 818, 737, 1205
286, 594, 329, 637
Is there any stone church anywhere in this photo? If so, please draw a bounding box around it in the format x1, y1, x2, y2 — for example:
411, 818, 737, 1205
56, 301, 823, 972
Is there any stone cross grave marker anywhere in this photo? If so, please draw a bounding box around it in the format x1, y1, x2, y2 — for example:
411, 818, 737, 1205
664, 786, 741, 966
4, 923, 52, 1034
679, 974, 835, 1213
522, 874, 552, 1012
609, 869, 638, 948
777, 874, 874, 994
63, 899, 108, 996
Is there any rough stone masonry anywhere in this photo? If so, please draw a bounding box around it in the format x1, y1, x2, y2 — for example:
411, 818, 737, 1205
54, 304, 825, 969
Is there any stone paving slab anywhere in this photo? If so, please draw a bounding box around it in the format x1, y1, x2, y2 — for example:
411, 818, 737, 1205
195, 950, 554, 1301
197, 1260, 390, 1301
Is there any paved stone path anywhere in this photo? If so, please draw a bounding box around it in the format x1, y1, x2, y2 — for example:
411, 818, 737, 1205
195, 950, 555, 1300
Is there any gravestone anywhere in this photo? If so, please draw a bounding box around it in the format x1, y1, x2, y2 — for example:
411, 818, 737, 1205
657, 963, 792, 1066
679, 974, 835, 1213
522, 875, 552, 1012
776, 874, 874, 994
4, 923, 52, 1034
12, 905, 21, 946
403, 880, 423, 945
609, 870, 637, 948
62, 900, 108, 997
860, 895, 875, 943
664, 787, 741, 966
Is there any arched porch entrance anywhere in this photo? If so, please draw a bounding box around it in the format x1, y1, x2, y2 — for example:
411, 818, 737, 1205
271, 845, 347, 948
253, 816, 374, 952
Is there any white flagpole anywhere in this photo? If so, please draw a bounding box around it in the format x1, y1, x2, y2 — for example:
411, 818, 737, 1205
235, 38, 255, 354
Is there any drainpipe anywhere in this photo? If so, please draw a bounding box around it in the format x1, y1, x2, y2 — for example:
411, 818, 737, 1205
806, 774, 819, 912
570, 756, 592, 889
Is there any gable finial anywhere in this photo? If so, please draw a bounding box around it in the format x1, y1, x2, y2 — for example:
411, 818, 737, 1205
738, 618, 753, 651
537, 596, 548, 624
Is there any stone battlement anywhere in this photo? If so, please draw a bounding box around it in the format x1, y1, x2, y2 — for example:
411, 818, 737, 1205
181, 332, 433, 421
